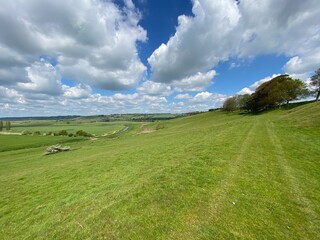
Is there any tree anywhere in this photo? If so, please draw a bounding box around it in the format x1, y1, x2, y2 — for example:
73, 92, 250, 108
5, 121, 11, 131
222, 97, 237, 112
250, 74, 308, 111
0, 121, 3, 131
236, 94, 253, 112
277, 79, 308, 105
310, 68, 320, 101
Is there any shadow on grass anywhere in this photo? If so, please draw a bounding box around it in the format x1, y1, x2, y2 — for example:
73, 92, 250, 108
226, 100, 317, 116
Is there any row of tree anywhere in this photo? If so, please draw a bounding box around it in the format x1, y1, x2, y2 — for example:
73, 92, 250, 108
223, 68, 320, 112
0, 121, 11, 131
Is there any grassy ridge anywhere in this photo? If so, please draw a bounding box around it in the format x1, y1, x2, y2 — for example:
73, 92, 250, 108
0, 102, 319, 239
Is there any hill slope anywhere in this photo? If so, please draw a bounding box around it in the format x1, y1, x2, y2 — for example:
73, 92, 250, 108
0, 102, 319, 239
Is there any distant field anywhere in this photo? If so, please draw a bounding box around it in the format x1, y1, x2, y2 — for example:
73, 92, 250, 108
0, 135, 84, 152
10, 120, 127, 136
0, 102, 319, 239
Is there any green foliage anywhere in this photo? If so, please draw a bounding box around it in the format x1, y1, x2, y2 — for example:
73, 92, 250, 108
32, 131, 41, 136
222, 96, 237, 112
75, 130, 93, 137
222, 94, 253, 112
237, 94, 253, 111
310, 67, 320, 100
0, 121, 3, 131
58, 130, 68, 136
251, 74, 308, 111
5, 121, 11, 131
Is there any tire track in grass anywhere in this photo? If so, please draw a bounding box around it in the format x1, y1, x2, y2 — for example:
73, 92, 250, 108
169, 118, 259, 239
205, 119, 258, 214
266, 121, 319, 237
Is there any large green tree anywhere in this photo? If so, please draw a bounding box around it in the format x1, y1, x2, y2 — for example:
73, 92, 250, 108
310, 68, 320, 101
0, 121, 3, 131
250, 75, 308, 111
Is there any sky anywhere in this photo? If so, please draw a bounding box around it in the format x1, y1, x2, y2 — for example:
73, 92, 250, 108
0, 0, 319, 117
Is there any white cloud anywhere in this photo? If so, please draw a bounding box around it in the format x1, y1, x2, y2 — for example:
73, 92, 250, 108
191, 91, 226, 103
1, 0, 319, 117
0, 86, 25, 104
173, 70, 216, 92
63, 84, 91, 99
148, 0, 240, 83
0, 0, 147, 91
174, 93, 192, 100
137, 81, 172, 96
17, 59, 62, 95
192, 92, 213, 102
148, 0, 320, 83
283, 54, 320, 76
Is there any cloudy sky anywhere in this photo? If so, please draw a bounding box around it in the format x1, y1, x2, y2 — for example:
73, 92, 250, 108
0, 0, 319, 117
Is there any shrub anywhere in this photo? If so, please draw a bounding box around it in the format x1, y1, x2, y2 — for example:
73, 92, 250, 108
21, 130, 32, 135
58, 130, 68, 136
75, 130, 93, 137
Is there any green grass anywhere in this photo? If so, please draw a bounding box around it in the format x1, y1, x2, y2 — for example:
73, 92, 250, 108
10, 121, 126, 136
0, 102, 319, 239
0, 135, 84, 152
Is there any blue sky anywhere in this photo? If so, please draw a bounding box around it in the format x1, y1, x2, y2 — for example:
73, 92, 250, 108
0, 0, 319, 117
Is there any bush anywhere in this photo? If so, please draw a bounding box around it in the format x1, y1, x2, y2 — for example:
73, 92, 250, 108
21, 130, 32, 135
58, 130, 68, 136
222, 97, 237, 112
75, 130, 93, 137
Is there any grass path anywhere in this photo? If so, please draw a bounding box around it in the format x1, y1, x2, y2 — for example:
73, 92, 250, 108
266, 121, 319, 238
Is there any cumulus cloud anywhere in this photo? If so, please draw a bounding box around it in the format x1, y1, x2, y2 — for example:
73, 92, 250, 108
283, 54, 320, 76
17, 59, 62, 95
148, 0, 320, 83
0, 0, 147, 90
0, 89, 169, 117
174, 93, 192, 100
137, 81, 172, 96
173, 70, 216, 92
63, 84, 92, 99
172, 91, 227, 112
1, 0, 319, 117
148, 0, 240, 83
0, 86, 25, 104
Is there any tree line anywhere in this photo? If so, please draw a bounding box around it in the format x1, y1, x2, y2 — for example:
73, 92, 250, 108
0, 121, 11, 131
223, 68, 320, 112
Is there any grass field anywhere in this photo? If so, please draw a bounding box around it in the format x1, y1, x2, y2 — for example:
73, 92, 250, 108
0, 102, 319, 239
10, 120, 126, 136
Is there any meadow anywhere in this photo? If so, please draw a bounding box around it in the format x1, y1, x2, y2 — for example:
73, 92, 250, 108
11, 120, 127, 136
0, 102, 319, 239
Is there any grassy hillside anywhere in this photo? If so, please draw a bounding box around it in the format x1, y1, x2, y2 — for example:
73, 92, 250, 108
0, 102, 319, 239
